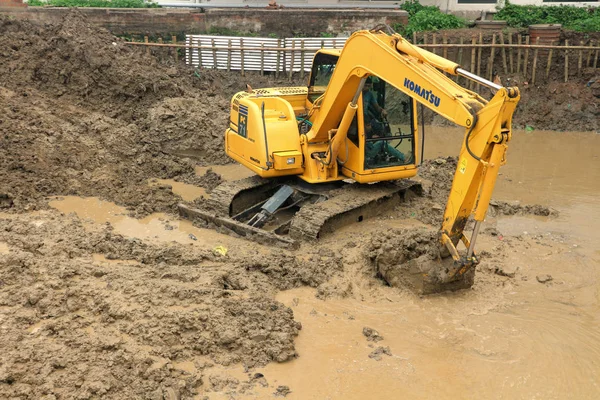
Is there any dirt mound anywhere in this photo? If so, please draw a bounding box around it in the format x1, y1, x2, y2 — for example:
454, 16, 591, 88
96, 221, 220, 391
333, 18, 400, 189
367, 227, 475, 294
0, 12, 237, 215
0, 210, 342, 398
0, 12, 183, 120
515, 78, 600, 132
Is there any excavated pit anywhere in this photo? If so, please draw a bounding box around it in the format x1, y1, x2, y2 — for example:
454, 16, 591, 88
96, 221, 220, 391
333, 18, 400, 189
1, 10, 598, 400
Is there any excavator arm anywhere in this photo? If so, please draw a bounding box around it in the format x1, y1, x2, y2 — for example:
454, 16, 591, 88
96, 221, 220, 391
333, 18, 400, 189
307, 30, 520, 279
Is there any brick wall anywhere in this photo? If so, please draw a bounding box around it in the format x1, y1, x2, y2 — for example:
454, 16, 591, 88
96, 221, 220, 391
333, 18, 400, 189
0, 0, 26, 8
0, 7, 408, 37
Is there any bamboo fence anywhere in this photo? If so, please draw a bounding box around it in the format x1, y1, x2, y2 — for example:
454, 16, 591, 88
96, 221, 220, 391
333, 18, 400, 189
126, 33, 600, 85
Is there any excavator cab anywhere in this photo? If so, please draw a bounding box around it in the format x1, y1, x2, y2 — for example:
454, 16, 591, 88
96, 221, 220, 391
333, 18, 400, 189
307, 51, 421, 184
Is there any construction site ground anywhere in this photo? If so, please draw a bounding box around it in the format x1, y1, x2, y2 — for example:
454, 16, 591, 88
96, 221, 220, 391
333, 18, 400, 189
1, 11, 599, 400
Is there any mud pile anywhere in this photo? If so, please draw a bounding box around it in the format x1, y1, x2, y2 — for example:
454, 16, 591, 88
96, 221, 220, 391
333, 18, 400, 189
0, 12, 299, 216
0, 210, 341, 398
368, 227, 476, 294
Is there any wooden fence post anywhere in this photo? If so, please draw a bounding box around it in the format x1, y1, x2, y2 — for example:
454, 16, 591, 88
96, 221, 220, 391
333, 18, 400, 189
564, 40, 569, 83
157, 37, 163, 62
211, 38, 217, 69
487, 33, 496, 81
516, 34, 522, 74
197, 38, 203, 68
545, 40, 555, 80
594, 42, 599, 69
457, 37, 464, 84
531, 37, 540, 85
276, 39, 281, 78
144, 36, 149, 56
508, 33, 514, 73
289, 40, 295, 81
443, 33, 448, 60
171, 36, 178, 63
477, 33, 483, 91
470, 36, 476, 90
432, 33, 437, 55
523, 36, 530, 78
578, 40, 584, 73
499, 32, 508, 74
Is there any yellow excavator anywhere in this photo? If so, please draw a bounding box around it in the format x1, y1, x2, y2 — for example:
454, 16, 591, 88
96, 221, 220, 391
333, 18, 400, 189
179, 27, 519, 293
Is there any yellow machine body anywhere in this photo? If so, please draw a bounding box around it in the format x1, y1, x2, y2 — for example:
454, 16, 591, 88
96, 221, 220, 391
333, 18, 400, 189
224, 29, 520, 271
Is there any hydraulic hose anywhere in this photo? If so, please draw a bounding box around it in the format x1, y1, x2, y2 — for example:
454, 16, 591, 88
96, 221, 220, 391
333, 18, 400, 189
465, 114, 481, 162
261, 102, 272, 169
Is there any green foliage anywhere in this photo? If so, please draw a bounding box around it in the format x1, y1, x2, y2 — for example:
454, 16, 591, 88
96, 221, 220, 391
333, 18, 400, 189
27, 0, 159, 7
393, 0, 465, 37
403, 9, 465, 37
568, 16, 600, 32
399, 0, 439, 17
495, 0, 599, 31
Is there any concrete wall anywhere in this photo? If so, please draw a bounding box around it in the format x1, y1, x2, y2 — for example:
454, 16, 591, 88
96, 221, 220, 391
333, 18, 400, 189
0, 6, 408, 37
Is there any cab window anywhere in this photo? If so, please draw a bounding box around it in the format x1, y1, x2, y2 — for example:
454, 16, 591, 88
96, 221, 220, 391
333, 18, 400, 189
363, 77, 415, 169
308, 53, 338, 103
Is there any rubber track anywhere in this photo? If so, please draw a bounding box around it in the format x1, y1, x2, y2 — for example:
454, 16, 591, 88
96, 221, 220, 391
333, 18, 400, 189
289, 180, 420, 241
207, 175, 274, 216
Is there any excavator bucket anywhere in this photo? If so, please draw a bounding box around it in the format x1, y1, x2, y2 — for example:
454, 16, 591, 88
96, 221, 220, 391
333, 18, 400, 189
368, 227, 477, 294
178, 175, 423, 249
378, 256, 476, 295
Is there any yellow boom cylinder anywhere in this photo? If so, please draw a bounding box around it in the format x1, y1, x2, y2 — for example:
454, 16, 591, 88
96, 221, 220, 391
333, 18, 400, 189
328, 102, 358, 162
395, 36, 460, 75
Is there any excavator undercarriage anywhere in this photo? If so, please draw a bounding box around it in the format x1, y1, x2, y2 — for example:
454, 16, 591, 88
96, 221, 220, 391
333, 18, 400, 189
178, 176, 422, 249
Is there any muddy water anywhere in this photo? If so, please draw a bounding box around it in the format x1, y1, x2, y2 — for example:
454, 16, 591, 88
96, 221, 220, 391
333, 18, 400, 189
45, 130, 600, 399
425, 127, 600, 245
150, 178, 207, 201
48, 196, 234, 248
198, 128, 600, 399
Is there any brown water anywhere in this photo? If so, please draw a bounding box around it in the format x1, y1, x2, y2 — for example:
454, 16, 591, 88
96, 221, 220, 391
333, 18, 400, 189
201, 128, 600, 399
150, 178, 207, 201
48, 196, 235, 249
426, 127, 600, 245
47, 128, 600, 399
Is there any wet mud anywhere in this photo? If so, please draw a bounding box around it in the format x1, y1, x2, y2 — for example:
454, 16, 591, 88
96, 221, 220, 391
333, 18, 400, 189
1, 11, 600, 400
